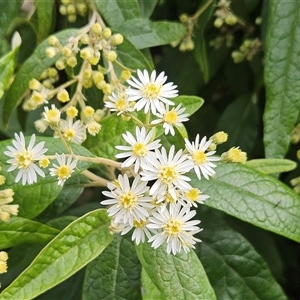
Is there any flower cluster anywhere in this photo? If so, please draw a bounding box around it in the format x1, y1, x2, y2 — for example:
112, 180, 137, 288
0, 251, 8, 274
4, 132, 77, 186
101, 70, 221, 255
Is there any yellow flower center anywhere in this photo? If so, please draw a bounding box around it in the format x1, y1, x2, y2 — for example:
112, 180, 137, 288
132, 142, 146, 157
164, 110, 178, 124
64, 128, 75, 140
185, 188, 199, 202
45, 110, 60, 125
163, 219, 182, 236
192, 150, 207, 165
120, 191, 137, 210
165, 192, 176, 203
158, 165, 177, 184
133, 219, 146, 228
143, 83, 161, 100
31, 92, 44, 104
39, 158, 50, 168
115, 97, 127, 111
17, 150, 33, 169
57, 165, 71, 180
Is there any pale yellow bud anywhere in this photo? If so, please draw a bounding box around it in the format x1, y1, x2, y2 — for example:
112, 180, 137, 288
67, 3, 76, 14
89, 56, 100, 65
68, 14, 77, 23
80, 47, 93, 60
45, 47, 58, 58
120, 70, 131, 81
80, 33, 90, 44
110, 33, 124, 46
66, 106, 78, 118
48, 36, 59, 46
221, 147, 247, 163
231, 51, 245, 63
102, 28, 112, 39
210, 131, 228, 145
82, 78, 93, 88
95, 80, 106, 90
62, 46, 73, 57
104, 50, 117, 62
92, 71, 104, 83
48, 67, 58, 78
55, 58, 66, 70
225, 14, 238, 26
102, 83, 112, 94
59, 5, 67, 15
92, 23, 102, 35
179, 13, 189, 23
83, 69, 92, 78
214, 17, 223, 28
0, 175, 5, 185
76, 3, 87, 16
66, 55, 77, 67
83, 106, 95, 117
29, 79, 42, 90
57, 89, 70, 103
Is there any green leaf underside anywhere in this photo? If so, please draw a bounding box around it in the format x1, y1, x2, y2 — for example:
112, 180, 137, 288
94, 0, 141, 28
195, 209, 287, 299
0, 209, 113, 300
83, 235, 142, 300
264, 2, 300, 158
0, 217, 59, 250
3, 28, 80, 128
0, 48, 17, 99
0, 136, 94, 219
36, 0, 55, 42
115, 19, 186, 49
193, 163, 300, 242
136, 242, 216, 300
245, 158, 297, 174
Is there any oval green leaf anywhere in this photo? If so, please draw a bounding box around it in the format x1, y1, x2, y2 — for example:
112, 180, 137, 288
135, 242, 216, 300
0, 209, 113, 300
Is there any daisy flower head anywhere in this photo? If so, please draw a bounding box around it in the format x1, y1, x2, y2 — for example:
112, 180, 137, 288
120, 217, 157, 245
101, 174, 154, 227
147, 202, 202, 255
125, 69, 178, 115
140, 145, 194, 201
4, 132, 48, 185
105, 91, 135, 115
43, 104, 61, 129
180, 187, 210, 207
185, 134, 220, 180
49, 153, 77, 185
115, 126, 161, 174
60, 118, 86, 144
152, 103, 189, 136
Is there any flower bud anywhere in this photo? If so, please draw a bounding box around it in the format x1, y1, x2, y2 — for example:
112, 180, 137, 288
110, 33, 124, 46
102, 28, 112, 39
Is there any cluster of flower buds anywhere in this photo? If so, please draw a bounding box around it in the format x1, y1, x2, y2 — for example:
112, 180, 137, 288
214, 0, 238, 28
231, 38, 262, 63
59, 0, 88, 23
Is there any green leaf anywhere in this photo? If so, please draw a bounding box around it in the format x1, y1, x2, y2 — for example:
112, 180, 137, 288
115, 19, 186, 49
2, 28, 80, 128
0, 48, 17, 99
264, 2, 300, 158
83, 235, 142, 300
0, 209, 113, 300
215, 94, 259, 154
136, 242, 216, 300
83, 113, 138, 159
0, 217, 59, 250
0, 0, 23, 42
0, 136, 93, 219
36, 0, 55, 42
141, 268, 163, 300
93, 0, 141, 28
173, 95, 204, 117
245, 158, 297, 174
116, 36, 152, 71
193, 0, 215, 82
195, 208, 287, 299
192, 163, 300, 242
138, 0, 157, 18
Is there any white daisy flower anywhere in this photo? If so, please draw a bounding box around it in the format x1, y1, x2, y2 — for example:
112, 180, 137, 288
151, 103, 189, 136
180, 187, 210, 207
120, 218, 157, 245
140, 145, 194, 201
125, 69, 178, 115
43, 104, 61, 129
101, 174, 153, 227
4, 132, 48, 185
147, 202, 202, 255
49, 153, 77, 185
60, 118, 86, 144
185, 134, 220, 180
115, 127, 161, 174
105, 91, 135, 115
